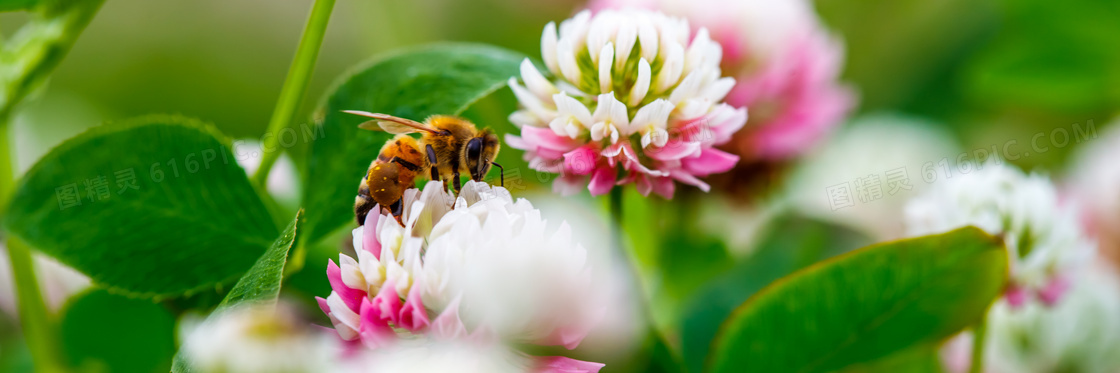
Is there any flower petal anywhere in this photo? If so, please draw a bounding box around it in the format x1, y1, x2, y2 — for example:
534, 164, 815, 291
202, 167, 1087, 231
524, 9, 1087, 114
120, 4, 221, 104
370, 280, 402, 325
629, 58, 652, 107
541, 21, 560, 74
598, 43, 614, 94
535, 356, 605, 373
681, 148, 739, 176
327, 259, 365, 313
358, 297, 396, 349
521, 58, 558, 99
588, 166, 617, 196
564, 145, 599, 175
398, 283, 430, 331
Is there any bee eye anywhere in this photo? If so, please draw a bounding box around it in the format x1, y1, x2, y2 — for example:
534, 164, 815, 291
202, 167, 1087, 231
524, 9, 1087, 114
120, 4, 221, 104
466, 137, 483, 162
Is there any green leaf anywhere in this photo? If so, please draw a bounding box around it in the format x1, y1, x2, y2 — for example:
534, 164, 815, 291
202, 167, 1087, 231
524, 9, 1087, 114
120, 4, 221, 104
837, 343, 943, 373
709, 227, 1008, 373
680, 215, 869, 373
0, 0, 36, 12
3, 115, 279, 298
302, 42, 524, 243
215, 209, 302, 309
60, 289, 177, 373
170, 211, 302, 373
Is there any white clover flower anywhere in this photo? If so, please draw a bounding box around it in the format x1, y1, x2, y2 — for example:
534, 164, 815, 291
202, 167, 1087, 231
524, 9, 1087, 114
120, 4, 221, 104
180, 303, 340, 373
508, 9, 747, 198
319, 181, 605, 364
941, 264, 1120, 373
905, 161, 1094, 307
418, 182, 602, 348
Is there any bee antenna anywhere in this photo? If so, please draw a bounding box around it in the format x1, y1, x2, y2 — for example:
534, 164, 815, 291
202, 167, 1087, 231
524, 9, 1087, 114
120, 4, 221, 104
491, 162, 504, 187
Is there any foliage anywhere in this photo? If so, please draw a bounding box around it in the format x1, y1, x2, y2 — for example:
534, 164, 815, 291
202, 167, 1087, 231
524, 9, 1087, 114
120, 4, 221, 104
4, 116, 278, 298
709, 227, 1008, 373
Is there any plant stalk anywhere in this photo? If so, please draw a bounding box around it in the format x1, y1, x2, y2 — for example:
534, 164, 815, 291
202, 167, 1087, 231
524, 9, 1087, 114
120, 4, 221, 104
969, 316, 988, 373
0, 2, 106, 371
251, 0, 335, 187
608, 188, 685, 371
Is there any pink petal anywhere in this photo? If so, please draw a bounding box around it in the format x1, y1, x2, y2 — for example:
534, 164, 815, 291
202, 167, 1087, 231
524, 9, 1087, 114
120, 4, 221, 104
1038, 274, 1071, 307
534, 356, 605, 373
644, 140, 701, 162
521, 126, 581, 154
563, 146, 599, 176
1005, 283, 1028, 308
588, 166, 617, 196
315, 296, 331, 316
327, 259, 365, 313
358, 297, 396, 349
553, 174, 588, 197
633, 173, 653, 196
539, 325, 592, 350
650, 175, 675, 199
370, 280, 402, 325
681, 148, 739, 176
398, 285, 430, 331
363, 208, 382, 258
504, 134, 530, 150
669, 170, 711, 192
431, 297, 467, 340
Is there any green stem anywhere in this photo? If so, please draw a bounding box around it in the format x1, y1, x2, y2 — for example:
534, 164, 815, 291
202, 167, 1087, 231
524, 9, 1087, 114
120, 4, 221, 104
609, 187, 624, 251
608, 188, 686, 371
6, 237, 63, 373
251, 0, 335, 187
0, 2, 105, 372
970, 317, 988, 373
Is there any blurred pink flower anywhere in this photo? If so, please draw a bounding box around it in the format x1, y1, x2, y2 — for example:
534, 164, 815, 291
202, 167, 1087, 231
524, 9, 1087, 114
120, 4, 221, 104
589, 0, 854, 162
507, 9, 748, 198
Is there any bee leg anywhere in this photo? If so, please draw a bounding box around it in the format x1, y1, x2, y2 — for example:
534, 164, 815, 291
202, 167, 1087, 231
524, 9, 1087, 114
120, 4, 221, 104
453, 170, 462, 194
355, 181, 375, 225
426, 144, 440, 181
491, 162, 504, 187
389, 156, 420, 172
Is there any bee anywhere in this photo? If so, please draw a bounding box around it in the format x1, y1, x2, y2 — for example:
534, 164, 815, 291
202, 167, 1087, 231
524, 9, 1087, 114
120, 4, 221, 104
345, 111, 503, 225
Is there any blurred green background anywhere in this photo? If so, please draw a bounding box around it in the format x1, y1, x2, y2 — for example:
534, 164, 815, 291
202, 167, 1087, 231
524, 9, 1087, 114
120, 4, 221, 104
1, 0, 1119, 371
3, 0, 1116, 178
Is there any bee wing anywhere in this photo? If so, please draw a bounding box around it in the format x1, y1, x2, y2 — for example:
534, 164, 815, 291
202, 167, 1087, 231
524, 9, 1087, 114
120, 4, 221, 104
344, 110, 440, 135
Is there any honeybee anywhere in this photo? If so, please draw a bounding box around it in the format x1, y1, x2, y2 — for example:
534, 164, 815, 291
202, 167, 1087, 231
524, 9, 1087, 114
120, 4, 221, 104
345, 111, 503, 225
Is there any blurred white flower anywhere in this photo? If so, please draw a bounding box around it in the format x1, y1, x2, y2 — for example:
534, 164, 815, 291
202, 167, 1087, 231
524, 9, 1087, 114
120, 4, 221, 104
787, 113, 960, 240
180, 303, 340, 373
905, 161, 1094, 306
318, 181, 605, 368
1067, 120, 1120, 262
233, 139, 300, 205
942, 263, 1120, 373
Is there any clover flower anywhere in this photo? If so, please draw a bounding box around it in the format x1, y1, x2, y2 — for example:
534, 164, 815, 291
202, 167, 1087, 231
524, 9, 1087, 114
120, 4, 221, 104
589, 0, 852, 164
317, 181, 604, 371
941, 264, 1120, 373
506, 8, 748, 198
180, 303, 340, 373
1068, 120, 1120, 262
904, 161, 1094, 307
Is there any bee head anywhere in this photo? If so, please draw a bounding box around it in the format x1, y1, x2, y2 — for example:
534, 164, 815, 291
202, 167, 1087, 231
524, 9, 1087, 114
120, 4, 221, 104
465, 129, 501, 182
